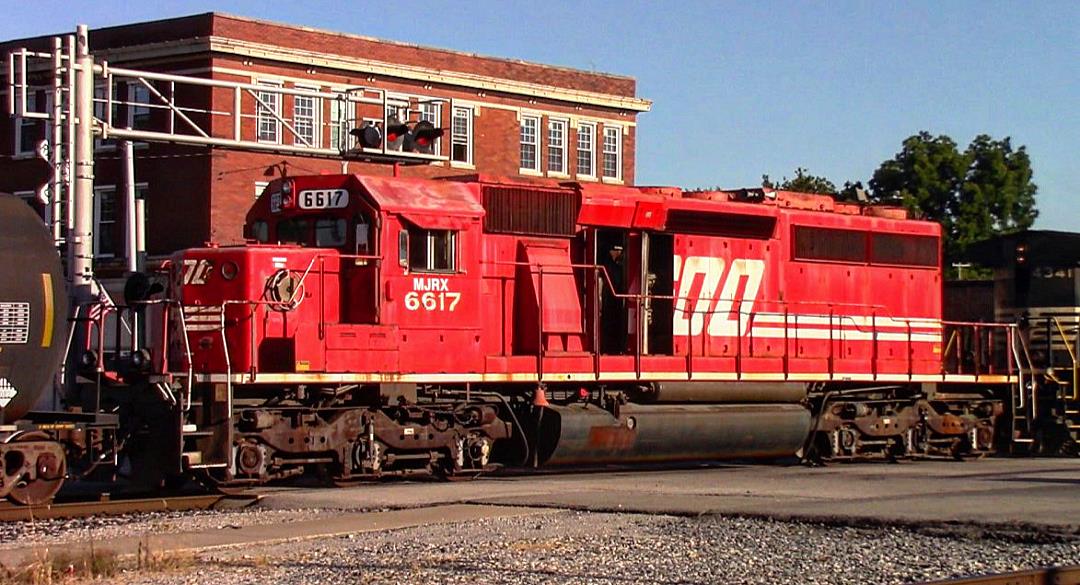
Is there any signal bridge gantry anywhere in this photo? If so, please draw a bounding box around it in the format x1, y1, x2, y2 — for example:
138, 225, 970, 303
6, 24, 452, 304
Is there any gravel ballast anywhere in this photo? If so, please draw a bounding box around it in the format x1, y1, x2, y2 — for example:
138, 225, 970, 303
78, 509, 1080, 585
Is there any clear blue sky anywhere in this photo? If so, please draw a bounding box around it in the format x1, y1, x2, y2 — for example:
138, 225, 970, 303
3, 0, 1077, 229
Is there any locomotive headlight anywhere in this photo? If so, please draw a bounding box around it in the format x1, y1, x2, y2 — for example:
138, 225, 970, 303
220, 261, 239, 280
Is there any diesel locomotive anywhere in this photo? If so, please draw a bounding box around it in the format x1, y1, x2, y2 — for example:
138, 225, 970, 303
92, 172, 1018, 490
9, 171, 1076, 503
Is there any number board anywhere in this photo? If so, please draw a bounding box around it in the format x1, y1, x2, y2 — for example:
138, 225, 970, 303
298, 189, 349, 210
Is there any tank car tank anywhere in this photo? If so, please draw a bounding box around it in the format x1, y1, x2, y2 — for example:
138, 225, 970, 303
0, 193, 68, 422
0, 193, 70, 504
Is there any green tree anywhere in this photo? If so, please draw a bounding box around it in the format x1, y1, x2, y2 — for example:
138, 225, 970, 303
781, 167, 838, 195
762, 168, 839, 195
868, 132, 1037, 260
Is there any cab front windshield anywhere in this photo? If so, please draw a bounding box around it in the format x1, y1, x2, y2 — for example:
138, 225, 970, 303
273, 217, 347, 247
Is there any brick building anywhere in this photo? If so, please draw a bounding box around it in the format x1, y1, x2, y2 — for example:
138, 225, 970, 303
0, 13, 650, 266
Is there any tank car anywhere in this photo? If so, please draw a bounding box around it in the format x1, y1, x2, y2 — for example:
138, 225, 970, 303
0, 193, 70, 504
99, 172, 1021, 490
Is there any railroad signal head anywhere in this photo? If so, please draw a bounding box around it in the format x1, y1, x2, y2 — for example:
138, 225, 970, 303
349, 122, 383, 149
405, 120, 444, 154
384, 116, 409, 151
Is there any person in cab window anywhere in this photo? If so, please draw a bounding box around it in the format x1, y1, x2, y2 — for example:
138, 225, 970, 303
601, 245, 626, 353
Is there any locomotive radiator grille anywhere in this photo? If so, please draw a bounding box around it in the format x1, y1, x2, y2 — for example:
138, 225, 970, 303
0, 302, 30, 344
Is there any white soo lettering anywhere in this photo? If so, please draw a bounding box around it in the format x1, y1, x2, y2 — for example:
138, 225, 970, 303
181, 258, 213, 286
672, 256, 765, 337
405, 277, 461, 312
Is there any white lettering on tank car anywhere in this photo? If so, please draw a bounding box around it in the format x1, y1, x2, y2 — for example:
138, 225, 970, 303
0, 302, 30, 344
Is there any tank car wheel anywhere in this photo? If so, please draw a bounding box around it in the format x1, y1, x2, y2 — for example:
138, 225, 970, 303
5, 432, 67, 506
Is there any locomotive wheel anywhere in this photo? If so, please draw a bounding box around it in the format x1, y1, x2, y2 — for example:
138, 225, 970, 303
5, 432, 66, 506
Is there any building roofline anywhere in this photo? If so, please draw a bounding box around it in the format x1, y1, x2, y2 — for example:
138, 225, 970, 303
208, 12, 638, 84
6, 11, 639, 84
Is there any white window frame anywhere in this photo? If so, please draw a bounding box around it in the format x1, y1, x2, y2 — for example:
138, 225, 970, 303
576, 122, 596, 179
385, 98, 410, 125
547, 118, 568, 176
94, 83, 121, 152
417, 100, 441, 156
292, 85, 320, 147
450, 106, 473, 166
519, 114, 540, 174
93, 185, 118, 259
127, 82, 152, 130
602, 126, 623, 182
14, 91, 47, 157
328, 92, 354, 150
254, 181, 269, 200
256, 80, 282, 144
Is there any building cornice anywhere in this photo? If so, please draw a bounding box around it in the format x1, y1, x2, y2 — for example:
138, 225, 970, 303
207, 37, 652, 113
90, 35, 651, 113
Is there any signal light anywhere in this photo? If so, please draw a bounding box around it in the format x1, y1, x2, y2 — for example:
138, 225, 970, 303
384, 116, 409, 151
350, 122, 383, 149
346, 116, 444, 154
405, 120, 444, 154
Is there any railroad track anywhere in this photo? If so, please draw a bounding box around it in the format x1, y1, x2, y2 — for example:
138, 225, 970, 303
0, 493, 261, 522
923, 564, 1080, 584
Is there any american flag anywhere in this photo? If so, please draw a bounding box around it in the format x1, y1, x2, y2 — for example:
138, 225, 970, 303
86, 280, 116, 323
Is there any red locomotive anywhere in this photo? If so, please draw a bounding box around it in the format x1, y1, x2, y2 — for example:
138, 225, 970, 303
106, 172, 1014, 488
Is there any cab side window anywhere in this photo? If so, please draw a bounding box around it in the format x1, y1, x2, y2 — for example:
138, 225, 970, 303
407, 227, 456, 273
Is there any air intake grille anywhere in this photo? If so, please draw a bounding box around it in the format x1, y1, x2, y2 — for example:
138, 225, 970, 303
482, 186, 579, 237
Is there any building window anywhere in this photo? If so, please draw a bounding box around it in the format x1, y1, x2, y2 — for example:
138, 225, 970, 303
408, 227, 456, 273
128, 83, 152, 130
94, 186, 117, 258
254, 181, 269, 200
548, 119, 567, 175
450, 106, 473, 164
577, 122, 595, 178
15, 92, 46, 156
602, 126, 622, 180
418, 101, 441, 155
94, 83, 122, 150
519, 115, 540, 172
329, 93, 352, 150
292, 86, 319, 147
256, 81, 282, 143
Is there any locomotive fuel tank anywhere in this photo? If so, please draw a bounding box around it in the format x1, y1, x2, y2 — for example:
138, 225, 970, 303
534, 402, 812, 466
0, 194, 68, 423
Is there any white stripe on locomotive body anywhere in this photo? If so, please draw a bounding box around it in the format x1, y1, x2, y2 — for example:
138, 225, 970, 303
671, 254, 941, 345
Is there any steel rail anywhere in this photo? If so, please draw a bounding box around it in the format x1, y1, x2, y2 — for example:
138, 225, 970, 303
0, 493, 260, 522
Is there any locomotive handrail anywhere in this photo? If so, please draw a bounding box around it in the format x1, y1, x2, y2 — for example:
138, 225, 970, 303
492, 258, 1018, 383
1049, 317, 1080, 401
